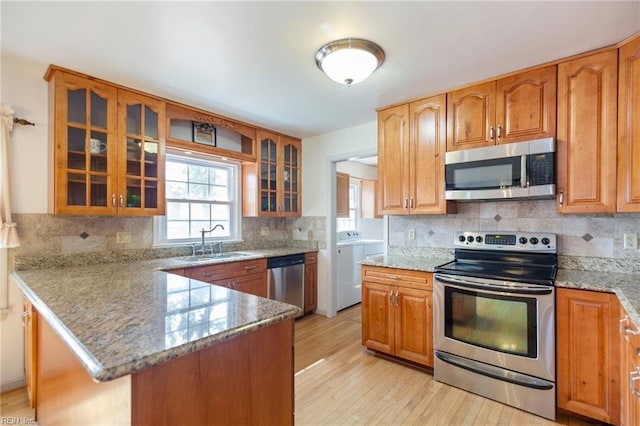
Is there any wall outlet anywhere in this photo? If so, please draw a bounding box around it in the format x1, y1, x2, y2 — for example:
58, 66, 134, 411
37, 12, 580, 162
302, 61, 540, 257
623, 233, 638, 249
116, 232, 132, 244
261, 227, 269, 236
408, 229, 415, 240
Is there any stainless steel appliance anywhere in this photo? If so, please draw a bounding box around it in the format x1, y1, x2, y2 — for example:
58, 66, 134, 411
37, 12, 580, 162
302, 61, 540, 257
445, 138, 555, 201
434, 231, 558, 420
267, 254, 305, 316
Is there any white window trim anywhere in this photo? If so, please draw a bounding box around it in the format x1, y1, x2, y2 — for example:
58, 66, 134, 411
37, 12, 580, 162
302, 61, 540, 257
153, 150, 243, 247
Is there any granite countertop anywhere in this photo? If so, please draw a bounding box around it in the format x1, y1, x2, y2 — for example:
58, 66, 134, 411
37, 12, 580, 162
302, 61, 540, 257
12, 249, 312, 383
361, 254, 640, 327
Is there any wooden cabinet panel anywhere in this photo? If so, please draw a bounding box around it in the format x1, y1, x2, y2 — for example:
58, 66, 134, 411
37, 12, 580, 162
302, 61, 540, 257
362, 281, 395, 355
217, 272, 267, 298
243, 132, 301, 217
360, 179, 381, 219
117, 90, 166, 216
46, 68, 166, 216
620, 311, 640, 426
447, 67, 556, 151
410, 94, 452, 214
23, 298, 37, 409
181, 259, 268, 297
362, 266, 433, 367
618, 35, 640, 212
304, 252, 318, 314
378, 95, 452, 215
446, 81, 496, 151
378, 105, 409, 214
557, 50, 618, 213
496, 65, 556, 144
336, 172, 350, 218
557, 288, 620, 424
394, 286, 433, 366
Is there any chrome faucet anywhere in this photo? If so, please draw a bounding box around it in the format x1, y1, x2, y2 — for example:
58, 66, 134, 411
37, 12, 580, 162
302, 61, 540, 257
194, 224, 225, 255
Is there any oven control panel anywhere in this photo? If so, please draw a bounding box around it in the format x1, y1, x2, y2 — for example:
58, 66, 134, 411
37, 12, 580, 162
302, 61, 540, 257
454, 231, 556, 252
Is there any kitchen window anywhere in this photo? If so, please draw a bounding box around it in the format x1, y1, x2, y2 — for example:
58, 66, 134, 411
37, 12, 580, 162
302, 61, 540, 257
154, 152, 240, 245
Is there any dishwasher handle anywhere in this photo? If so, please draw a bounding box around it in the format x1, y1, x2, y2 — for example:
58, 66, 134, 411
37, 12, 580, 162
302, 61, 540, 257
267, 253, 305, 269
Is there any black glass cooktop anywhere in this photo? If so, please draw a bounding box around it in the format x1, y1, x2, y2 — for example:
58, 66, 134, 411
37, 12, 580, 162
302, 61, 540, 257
434, 249, 557, 286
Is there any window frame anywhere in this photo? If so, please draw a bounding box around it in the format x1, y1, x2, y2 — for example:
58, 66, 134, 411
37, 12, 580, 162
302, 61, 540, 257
153, 150, 242, 246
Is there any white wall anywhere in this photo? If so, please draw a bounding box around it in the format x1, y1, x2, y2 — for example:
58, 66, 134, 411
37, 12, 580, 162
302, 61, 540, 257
301, 122, 377, 317
1, 57, 50, 391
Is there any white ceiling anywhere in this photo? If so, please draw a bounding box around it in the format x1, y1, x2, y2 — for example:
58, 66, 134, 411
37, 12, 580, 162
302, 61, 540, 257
2, 2, 639, 139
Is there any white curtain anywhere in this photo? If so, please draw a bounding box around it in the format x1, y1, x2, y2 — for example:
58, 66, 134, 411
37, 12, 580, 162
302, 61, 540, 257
0, 105, 20, 315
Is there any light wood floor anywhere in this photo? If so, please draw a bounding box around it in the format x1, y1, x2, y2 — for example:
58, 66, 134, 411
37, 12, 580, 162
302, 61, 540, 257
2, 305, 601, 425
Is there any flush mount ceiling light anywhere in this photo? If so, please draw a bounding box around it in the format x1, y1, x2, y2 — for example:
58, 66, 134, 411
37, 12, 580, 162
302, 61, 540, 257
315, 38, 385, 86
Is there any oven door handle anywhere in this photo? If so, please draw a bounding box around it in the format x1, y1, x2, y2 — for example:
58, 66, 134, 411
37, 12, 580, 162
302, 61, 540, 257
435, 351, 554, 390
434, 274, 553, 295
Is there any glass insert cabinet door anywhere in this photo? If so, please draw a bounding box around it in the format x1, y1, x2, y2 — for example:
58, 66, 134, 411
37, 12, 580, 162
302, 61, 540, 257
257, 132, 301, 216
117, 91, 166, 215
281, 137, 300, 216
53, 73, 118, 214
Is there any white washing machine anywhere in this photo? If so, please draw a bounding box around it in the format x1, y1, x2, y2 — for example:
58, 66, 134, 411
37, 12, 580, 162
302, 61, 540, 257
336, 231, 384, 311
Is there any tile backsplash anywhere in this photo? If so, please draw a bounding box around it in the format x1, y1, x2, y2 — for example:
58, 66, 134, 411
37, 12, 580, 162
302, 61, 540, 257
388, 199, 640, 272
10, 214, 325, 270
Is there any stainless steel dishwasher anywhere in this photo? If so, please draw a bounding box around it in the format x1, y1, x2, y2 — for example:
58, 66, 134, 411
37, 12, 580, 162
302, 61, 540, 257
267, 254, 305, 315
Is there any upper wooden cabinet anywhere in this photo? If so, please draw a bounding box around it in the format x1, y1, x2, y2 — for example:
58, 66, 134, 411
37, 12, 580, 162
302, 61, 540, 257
446, 66, 557, 151
556, 50, 618, 214
46, 68, 165, 215
557, 288, 620, 425
243, 131, 301, 217
165, 102, 256, 162
360, 179, 381, 219
617, 35, 640, 212
378, 94, 453, 215
336, 172, 350, 218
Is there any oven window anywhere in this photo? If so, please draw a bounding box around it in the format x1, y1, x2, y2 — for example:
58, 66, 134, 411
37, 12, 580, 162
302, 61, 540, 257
444, 286, 537, 358
446, 157, 521, 191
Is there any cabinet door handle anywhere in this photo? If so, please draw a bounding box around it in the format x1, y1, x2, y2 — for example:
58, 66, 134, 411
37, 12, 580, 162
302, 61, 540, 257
119, 194, 125, 208
244, 266, 257, 271
558, 190, 564, 206
489, 127, 495, 142
624, 326, 640, 341
112, 194, 117, 208
389, 292, 393, 305
497, 125, 502, 140
404, 198, 408, 209
386, 274, 400, 280
621, 315, 629, 335
394, 291, 399, 306
21, 311, 29, 327
410, 197, 414, 209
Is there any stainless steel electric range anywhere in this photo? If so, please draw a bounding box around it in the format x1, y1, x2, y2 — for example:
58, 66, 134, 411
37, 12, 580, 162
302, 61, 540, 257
433, 231, 558, 420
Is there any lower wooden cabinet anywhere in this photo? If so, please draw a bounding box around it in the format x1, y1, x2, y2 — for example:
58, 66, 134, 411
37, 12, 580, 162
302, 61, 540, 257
304, 252, 318, 314
183, 258, 267, 297
556, 288, 620, 424
361, 266, 433, 367
620, 310, 640, 426
22, 297, 37, 409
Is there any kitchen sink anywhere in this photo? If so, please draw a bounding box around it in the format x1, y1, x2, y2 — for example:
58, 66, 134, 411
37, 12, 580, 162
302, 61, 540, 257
175, 252, 257, 262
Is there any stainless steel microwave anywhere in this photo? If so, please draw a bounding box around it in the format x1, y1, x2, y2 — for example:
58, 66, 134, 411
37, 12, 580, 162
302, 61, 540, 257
444, 138, 555, 201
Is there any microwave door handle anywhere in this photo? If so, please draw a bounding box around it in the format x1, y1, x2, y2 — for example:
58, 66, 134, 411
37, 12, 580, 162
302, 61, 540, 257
521, 155, 528, 188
